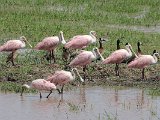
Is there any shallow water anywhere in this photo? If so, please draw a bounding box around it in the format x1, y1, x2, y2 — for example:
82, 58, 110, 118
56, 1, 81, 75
0, 86, 160, 120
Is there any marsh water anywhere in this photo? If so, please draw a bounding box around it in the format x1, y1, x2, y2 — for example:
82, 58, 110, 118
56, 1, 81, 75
0, 86, 160, 120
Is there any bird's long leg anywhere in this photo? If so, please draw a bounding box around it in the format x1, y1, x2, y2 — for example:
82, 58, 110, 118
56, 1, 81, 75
60, 85, 65, 94
115, 63, 119, 76
83, 66, 87, 82
142, 68, 145, 80
6, 53, 12, 64
49, 51, 52, 64
46, 90, 52, 98
11, 51, 16, 66
39, 92, 42, 99
52, 50, 56, 63
6, 51, 16, 66
56, 89, 61, 94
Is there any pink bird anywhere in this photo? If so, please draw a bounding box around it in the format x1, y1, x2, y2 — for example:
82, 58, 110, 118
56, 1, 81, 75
34, 31, 66, 63
102, 43, 137, 76
0, 36, 32, 66
47, 68, 84, 94
128, 51, 159, 79
21, 79, 57, 98
65, 31, 96, 49
69, 47, 103, 80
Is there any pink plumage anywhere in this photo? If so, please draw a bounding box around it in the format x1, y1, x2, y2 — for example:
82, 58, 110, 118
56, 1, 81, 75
0, 37, 26, 52
47, 68, 84, 94
31, 79, 56, 91
69, 50, 96, 67
103, 49, 132, 64
34, 31, 66, 63
0, 36, 32, 66
127, 52, 159, 79
47, 70, 74, 86
21, 79, 56, 98
128, 55, 157, 69
35, 36, 60, 51
65, 31, 96, 49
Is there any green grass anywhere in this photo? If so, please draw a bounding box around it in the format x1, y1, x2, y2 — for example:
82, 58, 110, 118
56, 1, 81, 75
0, 0, 160, 91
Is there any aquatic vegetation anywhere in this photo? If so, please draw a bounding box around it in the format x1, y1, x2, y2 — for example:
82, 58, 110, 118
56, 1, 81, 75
68, 102, 79, 112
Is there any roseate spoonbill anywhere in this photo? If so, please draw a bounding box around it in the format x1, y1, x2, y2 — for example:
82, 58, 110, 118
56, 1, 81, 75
69, 47, 103, 80
0, 36, 32, 66
20, 79, 57, 98
47, 68, 84, 94
34, 31, 66, 63
65, 31, 96, 49
102, 43, 137, 76
128, 51, 159, 79
122, 41, 143, 63
115, 40, 142, 76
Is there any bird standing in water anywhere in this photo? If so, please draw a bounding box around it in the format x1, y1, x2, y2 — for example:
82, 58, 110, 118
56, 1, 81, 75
69, 47, 103, 81
21, 79, 57, 98
35, 31, 66, 63
47, 68, 84, 94
0, 36, 32, 66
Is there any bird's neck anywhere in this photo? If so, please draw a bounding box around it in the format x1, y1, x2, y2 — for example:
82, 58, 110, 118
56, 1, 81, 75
92, 51, 97, 60
22, 84, 31, 89
90, 33, 96, 43
93, 49, 105, 61
59, 32, 66, 44
152, 54, 158, 63
71, 70, 76, 80
126, 46, 137, 58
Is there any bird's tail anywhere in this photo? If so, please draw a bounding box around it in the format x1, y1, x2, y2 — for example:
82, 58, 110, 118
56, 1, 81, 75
64, 42, 71, 48
0, 46, 3, 52
127, 61, 136, 68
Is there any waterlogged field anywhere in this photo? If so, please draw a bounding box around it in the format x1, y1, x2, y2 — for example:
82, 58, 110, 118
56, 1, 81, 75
1, 86, 160, 120
0, 0, 160, 119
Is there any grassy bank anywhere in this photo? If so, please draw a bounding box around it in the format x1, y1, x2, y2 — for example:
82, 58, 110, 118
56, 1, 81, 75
0, 0, 160, 92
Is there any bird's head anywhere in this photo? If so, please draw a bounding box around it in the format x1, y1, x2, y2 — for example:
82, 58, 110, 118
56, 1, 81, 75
20, 36, 32, 48
90, 31, 96, 36
20, 36, 27, 41
99, 38, 107, 43
154, 52, 159, 60
71, 68, 84, 83
92, 47, 102, 60
137, 41, 142, 46
20, 84, 30, 96
125, 43, 132, 49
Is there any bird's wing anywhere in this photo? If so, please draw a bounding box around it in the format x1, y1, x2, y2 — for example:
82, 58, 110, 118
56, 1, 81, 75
69, 51, 92, 66
47, 71, 69, 84
1, 40, 23, 51
35, 37, 58, 50
65, 36, 91, 48
103, 50, 127, 64
128, 55, 152, 68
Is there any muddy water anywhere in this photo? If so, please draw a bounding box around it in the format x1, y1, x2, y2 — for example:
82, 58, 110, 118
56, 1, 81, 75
0, 86, 160, 120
